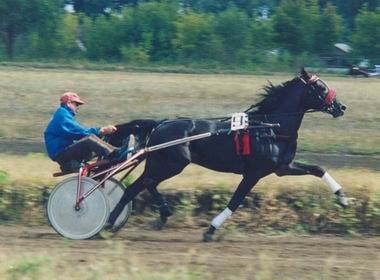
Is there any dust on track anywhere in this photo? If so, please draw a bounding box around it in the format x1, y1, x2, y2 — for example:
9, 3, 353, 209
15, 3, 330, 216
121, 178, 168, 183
1, 225, 380, 279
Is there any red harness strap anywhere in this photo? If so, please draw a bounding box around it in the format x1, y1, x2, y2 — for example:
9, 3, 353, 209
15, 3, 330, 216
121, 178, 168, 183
324, 88, 336, 106
303, 75, 336, 106
242, 132, 250, 155
234, 131, 251, 156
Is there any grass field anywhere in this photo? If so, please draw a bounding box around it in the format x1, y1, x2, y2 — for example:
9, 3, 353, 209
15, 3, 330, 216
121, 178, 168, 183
1, 67, 379, 155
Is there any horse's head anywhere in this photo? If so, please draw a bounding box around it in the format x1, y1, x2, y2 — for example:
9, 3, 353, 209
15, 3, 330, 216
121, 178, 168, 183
299, 68, 346, 118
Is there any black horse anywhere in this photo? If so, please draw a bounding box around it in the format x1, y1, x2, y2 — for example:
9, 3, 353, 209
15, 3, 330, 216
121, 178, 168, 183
106, 69, 348, 241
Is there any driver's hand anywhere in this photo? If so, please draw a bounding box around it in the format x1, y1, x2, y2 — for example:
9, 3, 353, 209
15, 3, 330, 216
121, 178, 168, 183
100, 125, 117, 136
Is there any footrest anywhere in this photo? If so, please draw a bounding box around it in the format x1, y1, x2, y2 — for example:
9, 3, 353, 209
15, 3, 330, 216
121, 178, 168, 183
53, 170, 77, 177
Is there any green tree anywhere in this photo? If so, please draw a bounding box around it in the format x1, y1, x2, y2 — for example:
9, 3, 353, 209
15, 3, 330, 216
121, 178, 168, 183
174, 12, 221, 62
113, 0, 141, 8
71, 0, 112, 17
25, 9, 76, 58
325, 0, 380, 29
352, 7, 380, 63
182, 0, 237, 14
121, 1, 179, 61
272, 0, 319, 54
0, 0, 64, 59
250, 19, 274, 63
56, 13, 83, 56
182, 0, 281, 16
82, 14, 122, 59
313, 3, 342, 56
26, 20, 62, 58
214, 7, 251, 64
251, 19, 274, 51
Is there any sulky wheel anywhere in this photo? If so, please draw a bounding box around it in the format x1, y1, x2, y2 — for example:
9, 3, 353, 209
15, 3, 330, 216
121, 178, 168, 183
47, 176, 109, 240
102, 178, 133, 232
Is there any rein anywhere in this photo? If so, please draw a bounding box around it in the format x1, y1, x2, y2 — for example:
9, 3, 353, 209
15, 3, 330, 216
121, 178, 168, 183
244, 108, 318, 119
168, 107, 318, 124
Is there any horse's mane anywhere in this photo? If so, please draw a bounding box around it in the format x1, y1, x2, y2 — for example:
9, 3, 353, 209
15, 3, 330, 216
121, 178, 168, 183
248, 77, 300, 114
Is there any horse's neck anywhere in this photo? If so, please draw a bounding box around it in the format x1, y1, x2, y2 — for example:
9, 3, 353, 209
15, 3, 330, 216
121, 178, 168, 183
269, 91, 305, 136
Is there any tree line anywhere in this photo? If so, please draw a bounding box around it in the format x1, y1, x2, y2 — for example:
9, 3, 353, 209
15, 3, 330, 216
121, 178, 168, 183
0, 0, 379, 67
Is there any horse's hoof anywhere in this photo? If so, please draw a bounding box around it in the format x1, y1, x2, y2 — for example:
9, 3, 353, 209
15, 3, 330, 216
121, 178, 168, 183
335, 190, 349, 208
203, 232, 214, 242
103, 222, 118, 232
160, 215, 168, 224
151, 219, 165, 230
98, 230, 115, 240
103, 222, 112, 230
159, 204, 173, 218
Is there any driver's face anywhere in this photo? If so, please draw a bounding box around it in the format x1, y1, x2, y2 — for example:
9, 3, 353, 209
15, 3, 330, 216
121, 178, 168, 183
67, 101, 81, 113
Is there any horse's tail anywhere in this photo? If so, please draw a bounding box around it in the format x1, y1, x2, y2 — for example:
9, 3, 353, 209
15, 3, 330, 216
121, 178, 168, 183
108, 119, 163, 147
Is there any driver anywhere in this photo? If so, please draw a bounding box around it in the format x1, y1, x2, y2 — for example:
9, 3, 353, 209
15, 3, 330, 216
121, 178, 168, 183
44, 92, 118, 172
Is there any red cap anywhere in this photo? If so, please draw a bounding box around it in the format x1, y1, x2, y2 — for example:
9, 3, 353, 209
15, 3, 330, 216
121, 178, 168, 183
60, 92, 85, 105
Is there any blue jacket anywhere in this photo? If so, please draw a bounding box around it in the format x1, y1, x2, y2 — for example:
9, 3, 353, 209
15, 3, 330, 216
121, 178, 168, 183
44, 105, 100, 160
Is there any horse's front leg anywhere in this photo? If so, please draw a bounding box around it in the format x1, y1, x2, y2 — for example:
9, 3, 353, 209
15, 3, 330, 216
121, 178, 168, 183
276, 161, 348, 207
203, 172, 261, 242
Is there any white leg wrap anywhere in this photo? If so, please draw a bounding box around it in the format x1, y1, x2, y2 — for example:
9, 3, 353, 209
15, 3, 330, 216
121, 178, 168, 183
211, 208, 232, 229
322, 172, 342, 193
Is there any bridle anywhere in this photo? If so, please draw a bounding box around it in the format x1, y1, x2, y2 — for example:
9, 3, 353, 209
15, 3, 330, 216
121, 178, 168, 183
299, 74, 336, 107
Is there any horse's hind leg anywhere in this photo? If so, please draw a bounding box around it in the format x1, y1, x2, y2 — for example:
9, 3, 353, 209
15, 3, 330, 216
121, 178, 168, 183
106, 174, 148, 227
276, 161, 348, 207
109, 175, 169, 226
147, 184, 173, 225
143, 145, 191, 226
107, 148, 191, 229
106, 174, 171, 232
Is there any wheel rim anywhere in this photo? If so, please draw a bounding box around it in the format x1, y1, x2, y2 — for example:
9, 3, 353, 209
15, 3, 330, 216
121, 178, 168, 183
47, 176, 109, 240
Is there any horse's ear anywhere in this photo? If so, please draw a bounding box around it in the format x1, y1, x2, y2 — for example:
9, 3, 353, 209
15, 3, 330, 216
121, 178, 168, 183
300, 67, 309, 78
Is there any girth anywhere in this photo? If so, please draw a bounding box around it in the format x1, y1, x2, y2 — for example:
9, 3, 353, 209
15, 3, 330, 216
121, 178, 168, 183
234, 129, 294, 157
260, 134, 293, 141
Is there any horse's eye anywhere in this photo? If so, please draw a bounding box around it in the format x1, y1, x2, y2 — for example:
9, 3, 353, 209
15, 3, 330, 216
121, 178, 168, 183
316, 81, 328, 95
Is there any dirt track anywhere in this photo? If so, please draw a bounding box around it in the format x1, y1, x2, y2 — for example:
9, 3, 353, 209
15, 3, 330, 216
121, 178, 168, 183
1, 225, 380, 279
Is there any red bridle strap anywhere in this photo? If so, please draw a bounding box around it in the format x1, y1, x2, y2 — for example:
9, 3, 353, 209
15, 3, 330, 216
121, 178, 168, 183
300, 74, 335, 106
324, 88, 336, 106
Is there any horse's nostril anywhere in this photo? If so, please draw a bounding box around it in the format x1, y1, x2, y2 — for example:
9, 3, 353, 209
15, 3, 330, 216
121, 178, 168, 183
341, 105, 347, 111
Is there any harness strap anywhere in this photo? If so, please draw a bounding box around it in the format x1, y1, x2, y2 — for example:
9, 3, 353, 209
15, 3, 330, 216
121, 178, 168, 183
325, 88, 336, 106
234, 131, 251, 156
260, 134, 292, 141
242, 132, 250, 155
234, 132, 240, 155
